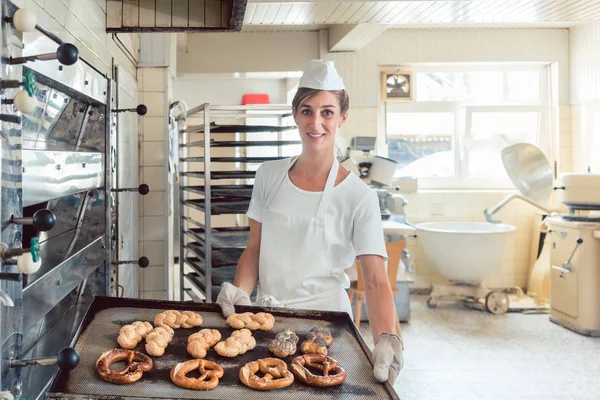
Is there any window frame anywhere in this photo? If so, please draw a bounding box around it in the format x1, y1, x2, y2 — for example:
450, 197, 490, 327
381, 63, 551, 190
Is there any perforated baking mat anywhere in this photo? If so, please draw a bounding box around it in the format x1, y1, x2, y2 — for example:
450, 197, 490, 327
46, 296, 399, 400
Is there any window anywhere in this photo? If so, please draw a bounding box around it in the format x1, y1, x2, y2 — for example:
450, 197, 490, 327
385, 65, 550, 189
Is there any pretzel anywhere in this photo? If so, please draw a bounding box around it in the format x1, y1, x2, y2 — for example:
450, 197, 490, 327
145, 325, 174, 356
290, 354, 346, 387
269, 328, 299, 358
187, 329, 222, 358
239, 357, 294, 390
96, 349, 153, 384
117, 321, 153, 349
214, 328, 256, 357
154, 310, 203, 329
170, 359, 224, 390
226, 312, 275, 331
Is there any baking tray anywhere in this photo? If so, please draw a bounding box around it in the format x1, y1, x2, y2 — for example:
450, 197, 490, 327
182, 171, 256, 180
183, 185, 253, 199
186, 227, 249, 249
184, 199, 250, 215
46, 297, 399, 400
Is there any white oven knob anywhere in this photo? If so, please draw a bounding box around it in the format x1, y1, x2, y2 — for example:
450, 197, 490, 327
17, 252, 41, 275
12, 8, 37, 32
13, 90, 37, 114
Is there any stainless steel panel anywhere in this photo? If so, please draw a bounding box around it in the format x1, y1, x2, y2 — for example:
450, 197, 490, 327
20, 292, 94, 400
69, 189, 106, 255
22, 151, 104, 207
77, 104, 106, 152
22, 237, 105, 333
21, 84, 72, 151
19, 30, 108, 105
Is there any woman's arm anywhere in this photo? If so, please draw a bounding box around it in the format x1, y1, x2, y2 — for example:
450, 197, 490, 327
233, 218, 262, 295
358, 254, 397, 342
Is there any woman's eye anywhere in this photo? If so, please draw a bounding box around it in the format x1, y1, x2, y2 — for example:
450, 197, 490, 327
302, 109, 311, 115
323, 110, 333, 116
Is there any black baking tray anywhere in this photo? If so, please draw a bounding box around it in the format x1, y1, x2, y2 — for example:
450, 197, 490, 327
45, 297, 399, 400
183, 185, 253, 199
184, 198, 250, 215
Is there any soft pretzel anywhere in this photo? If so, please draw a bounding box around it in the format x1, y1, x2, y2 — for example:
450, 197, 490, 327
226, 312, 275, 331
145, 325, 174, 357
96, 349, 153, 384
290, 354, 346, 387
214, 328, 256, 357
239, 357, 294, 390
170, 359, 224, 390
300, 333, 328, 356
154, 310, 203, 329
117, 321, 153, 349
187, 329, 222, 359
269, 328, 299, 358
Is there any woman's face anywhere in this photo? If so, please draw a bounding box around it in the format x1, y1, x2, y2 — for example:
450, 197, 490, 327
293, 91, 348, 154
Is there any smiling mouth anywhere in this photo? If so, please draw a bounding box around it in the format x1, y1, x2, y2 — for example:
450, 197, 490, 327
308, 132, 325, 138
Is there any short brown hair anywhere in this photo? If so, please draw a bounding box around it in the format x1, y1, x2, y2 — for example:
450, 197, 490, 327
292, 88, 350, 114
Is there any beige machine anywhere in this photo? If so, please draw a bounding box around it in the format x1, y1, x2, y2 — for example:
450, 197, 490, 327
548, 173, 600, 337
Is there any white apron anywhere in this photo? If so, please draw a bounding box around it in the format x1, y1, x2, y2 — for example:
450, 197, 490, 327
255, 156, 353, 318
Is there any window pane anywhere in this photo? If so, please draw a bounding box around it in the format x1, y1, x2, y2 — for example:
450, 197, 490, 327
467, 111, 540, 178
387, 112, 454, 178
507, 71, 539, 102
416, 71, 503, 102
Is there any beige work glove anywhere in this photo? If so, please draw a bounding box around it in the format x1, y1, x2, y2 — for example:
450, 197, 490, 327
215, 282, 252, 318
372, 332, 404, 384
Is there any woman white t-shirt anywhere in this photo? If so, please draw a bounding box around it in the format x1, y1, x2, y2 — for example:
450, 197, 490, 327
246, 158, 388, 290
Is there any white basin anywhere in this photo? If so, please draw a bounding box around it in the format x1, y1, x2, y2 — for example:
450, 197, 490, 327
415, 221, 516, 283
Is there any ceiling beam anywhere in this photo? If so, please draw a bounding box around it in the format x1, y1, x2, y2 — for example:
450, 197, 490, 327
328, 23, 389, 52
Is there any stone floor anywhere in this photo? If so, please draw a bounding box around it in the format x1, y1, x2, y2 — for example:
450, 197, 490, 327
359, 295, 600, 400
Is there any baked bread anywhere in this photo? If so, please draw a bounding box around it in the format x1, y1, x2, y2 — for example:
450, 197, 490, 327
170, 359, 224, 390
154, 310, 203, 329
226, 312, 275, 331
187, 329, 222, 359
145, 325, 174, 356
290, 354, 346, 387
300, 333, 328, 356
214, 328, 256, 357
269, 328, 299, 358
117, 321, 153, 349
96, 349, 153, 384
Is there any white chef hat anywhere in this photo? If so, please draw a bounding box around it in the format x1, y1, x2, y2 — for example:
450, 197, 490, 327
298, 59, 345, 91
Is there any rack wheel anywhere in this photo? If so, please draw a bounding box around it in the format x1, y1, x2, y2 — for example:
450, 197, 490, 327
485, 290, 509, 315
426, 297, 437, 309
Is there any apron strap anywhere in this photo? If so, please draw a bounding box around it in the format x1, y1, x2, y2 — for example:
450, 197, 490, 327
315, 158, 338, 226
264, 156, 298, 209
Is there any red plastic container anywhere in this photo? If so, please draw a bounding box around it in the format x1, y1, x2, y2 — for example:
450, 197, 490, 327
241, 93, 271, 105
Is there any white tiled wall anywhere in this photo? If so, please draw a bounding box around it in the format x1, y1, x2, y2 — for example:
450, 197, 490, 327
13, 0, 139, 77
138, 66, 168, 300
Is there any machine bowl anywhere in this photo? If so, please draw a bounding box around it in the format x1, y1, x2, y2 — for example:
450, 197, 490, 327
415, 221, 516, 283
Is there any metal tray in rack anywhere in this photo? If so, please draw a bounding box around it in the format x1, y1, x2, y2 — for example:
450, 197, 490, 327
46, 296, 399, 400
184, 198, 250, 215
183, 185, 253, 199
182, 171, 256, 180
185, 242, 244, 267
186, 227, 249, 249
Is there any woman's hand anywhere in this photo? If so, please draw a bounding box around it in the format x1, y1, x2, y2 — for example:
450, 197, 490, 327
358, 254, 404, 383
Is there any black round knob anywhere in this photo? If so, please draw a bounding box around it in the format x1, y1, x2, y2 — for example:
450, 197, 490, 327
138, 184, 150, 195
32, 209, 56, 231
576, 238, 583, 244
57, 347, 79, 370
138, 257, 149, 268
56, 43, 79, 66
136, 104, 147, 116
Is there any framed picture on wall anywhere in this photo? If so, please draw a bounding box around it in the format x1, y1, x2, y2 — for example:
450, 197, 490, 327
381, 71, 412, 101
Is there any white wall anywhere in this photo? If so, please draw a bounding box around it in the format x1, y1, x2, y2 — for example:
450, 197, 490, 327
569, 22, 600, 174
173, 27, 572, 291
172, 77, 288, 106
